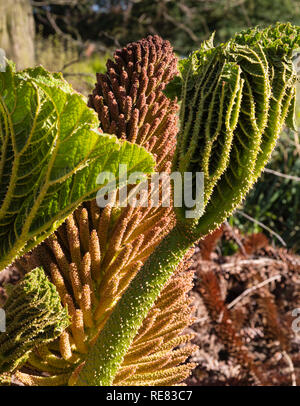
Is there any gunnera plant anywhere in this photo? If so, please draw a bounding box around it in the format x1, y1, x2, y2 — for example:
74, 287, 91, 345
6, 35, 197, 386
1, 23, 300, 386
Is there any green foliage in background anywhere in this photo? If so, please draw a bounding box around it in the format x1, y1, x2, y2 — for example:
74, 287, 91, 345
35, 32, 109, 95
232, 129, 300, 252
32, 1, 300, 54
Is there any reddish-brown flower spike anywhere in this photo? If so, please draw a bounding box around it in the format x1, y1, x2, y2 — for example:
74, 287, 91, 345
88, 35, 179, 172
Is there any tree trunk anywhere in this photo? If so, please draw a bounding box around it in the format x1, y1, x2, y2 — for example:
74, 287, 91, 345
0, 0, 35, 70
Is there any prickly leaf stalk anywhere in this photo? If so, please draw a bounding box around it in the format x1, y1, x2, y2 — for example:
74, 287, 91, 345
88, 35, 179, 172
10, 209, 196, 386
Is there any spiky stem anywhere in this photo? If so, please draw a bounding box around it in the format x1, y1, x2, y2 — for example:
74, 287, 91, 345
76, 224, 194, 385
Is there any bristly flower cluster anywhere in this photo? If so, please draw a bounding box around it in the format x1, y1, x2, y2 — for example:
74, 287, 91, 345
88, 35, 178, 172
189, 228, 300, 386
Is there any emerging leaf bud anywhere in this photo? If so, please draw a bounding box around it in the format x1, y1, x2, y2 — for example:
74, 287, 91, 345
0, 268, 69, 373
166, 23, 300, 237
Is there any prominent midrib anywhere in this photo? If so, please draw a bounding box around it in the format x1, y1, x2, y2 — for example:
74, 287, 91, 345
0, 79, 42, 220
0, 103, 9, 192
0, 101, 21, 219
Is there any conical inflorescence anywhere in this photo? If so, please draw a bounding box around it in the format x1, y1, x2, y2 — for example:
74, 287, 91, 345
88, 34, 178, 172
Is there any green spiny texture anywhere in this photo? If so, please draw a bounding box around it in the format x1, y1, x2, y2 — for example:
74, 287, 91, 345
0, 62, 155, 271
77, 23, 300, 386
76, 226, 193, 385
170, 22, 299, 237
0, 267, 69, 373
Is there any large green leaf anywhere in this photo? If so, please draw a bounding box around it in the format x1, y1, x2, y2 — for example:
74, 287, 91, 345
0, 267, 70, 373
0, 62, 155, 270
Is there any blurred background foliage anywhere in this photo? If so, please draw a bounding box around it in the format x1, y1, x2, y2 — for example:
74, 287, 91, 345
32, 0, 300, 54
0, 0, 299, 252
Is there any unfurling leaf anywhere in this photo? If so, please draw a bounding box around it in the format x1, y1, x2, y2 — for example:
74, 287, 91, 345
0, 267, 69, 374
0, 62, 155, 270
172, 23, 300, 237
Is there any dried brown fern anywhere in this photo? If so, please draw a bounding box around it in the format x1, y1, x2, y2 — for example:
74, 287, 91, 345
198, 226, 224, 261
197, 268, 267, 385
189, 229, 300, 386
